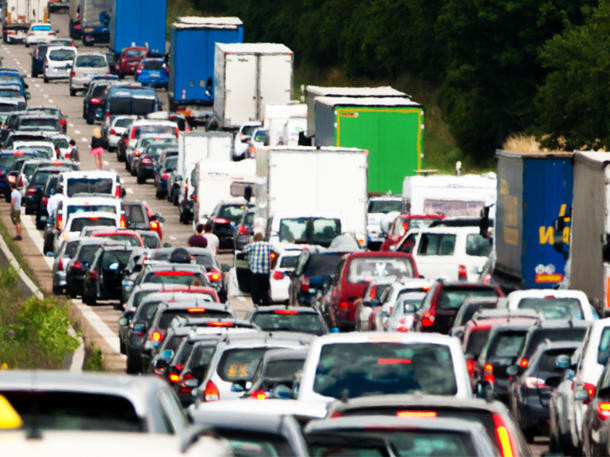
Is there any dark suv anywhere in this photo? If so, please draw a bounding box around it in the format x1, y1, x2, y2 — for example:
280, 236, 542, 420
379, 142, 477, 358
289, 250, 348, 307
209, 201, 254, 250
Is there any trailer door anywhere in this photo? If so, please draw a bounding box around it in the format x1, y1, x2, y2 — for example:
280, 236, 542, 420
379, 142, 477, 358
224, 52, 256, 125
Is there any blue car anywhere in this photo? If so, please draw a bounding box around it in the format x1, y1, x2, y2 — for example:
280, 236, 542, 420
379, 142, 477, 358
135, 58, 169, 89
0, 71, 28, 98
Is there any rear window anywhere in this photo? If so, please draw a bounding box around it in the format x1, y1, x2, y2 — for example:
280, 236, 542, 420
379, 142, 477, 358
279, 255, 299, 269
19, 118, 58, 129
66, 178, 113, 196
466, 234, 493, 257
221, 431, 294, 457
64, 240, 80, 258
19, 146, 54, 159
436, 287, 498, 310
218, 348, 268, 382
313, 342, 457, 398
66, 204, 117, 218
94, 234, 140, 246
347, 257, 414, 283
145, 271, 206, 286
368, 200, 402, 213
525, 328, 586, 358
488, 331, 526, 358
31, 170, 55, 185
134, 125, 175, 137
115, 117, 135, 128
140, 232, 160, 249
538, 348, 578, 372
218, 204, 247, 224
164, 157, 177, 170
76, 55, 107, 68
0, 88, 21, 97
76, 245, 100, 265
599, 328, 610, 365
49, 49, 75, 61
69, 217, 116, 232
2, 391, 144, 432
465, 328, 491, 357
109, 96, 156, 116
125, 49, 147, 58
101, 250, 131, 269
252, 311, 324, 335
264, 359, 304, 381
0, 154, 21, 168
418, 233, 456, 256
518, 297, 583, 320
142, 60, 165, 69
393, 291, 427, 313
187, 344, 216, 370
305, 254, 342, 276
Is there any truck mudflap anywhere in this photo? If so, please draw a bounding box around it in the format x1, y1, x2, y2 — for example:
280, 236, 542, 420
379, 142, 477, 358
174, 107, 213, 126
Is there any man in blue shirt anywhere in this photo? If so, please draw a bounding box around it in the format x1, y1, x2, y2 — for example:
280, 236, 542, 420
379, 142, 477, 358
244, 232, 275, 306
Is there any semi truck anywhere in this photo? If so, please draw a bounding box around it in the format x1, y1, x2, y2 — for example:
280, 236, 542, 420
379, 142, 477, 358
263, 102, 307, 146
314, 96, 424, 194
169, 17, 244, 125
213, 43, 293, 131
253, 146, 368, 247
305, 85, 406, 136
568, 151, 610, 315
493, 150, 574, 292
109, 0, 167, 56
80, 0, 111, 46
2, 0, 48, 43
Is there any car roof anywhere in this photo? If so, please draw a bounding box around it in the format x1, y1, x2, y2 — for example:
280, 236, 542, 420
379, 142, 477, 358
216, 331, 313, 347
191, 399, 326, 421
251, 305, 320, 314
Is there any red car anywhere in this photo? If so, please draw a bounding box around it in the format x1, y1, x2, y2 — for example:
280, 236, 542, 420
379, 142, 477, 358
328, 252, 419, 331
380, 214, 443, 251
115, 46, 148, 77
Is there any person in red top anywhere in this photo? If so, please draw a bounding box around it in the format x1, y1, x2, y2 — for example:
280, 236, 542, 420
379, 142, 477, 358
187, 223, 208, 248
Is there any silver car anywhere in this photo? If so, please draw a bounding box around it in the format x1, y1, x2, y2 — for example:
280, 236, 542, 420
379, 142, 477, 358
43, 46, 76, 83
69, 53, 109, 96
52, 238, 80, 295
105, 115, 137, 151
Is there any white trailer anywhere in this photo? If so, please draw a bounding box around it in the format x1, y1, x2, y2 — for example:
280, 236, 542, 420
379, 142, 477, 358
177, 131, 233, 183
402, 173, 497, 218
2, 0, 47, 42
214, 43, 293, 130
80, 0, 110, 27
193, 159, 257, 225
254, 146, 368, 246
27, 0, 47, 23
263, 102, 306, 146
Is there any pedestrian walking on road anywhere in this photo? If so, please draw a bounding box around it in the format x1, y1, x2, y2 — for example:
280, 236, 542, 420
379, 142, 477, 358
68, 139, 79, 163
203, 220, 219, 255
90, 127, 104, 170
187, 223, 208, 248
244, 232, 275, 306
9, 182, 22, 241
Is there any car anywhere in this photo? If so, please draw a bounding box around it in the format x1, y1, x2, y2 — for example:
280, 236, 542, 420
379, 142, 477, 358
296, 332, 473, 406
232, 208, 254, 251
15, 114, 63, 135
147, 111, 190, 132
43, 46, 77, 83
127, 134, 176, 175
122, 200, 164, 240
372, 277, 431, 332
352, 278, 395, 331
49, 37, 76, 47
104, 114, 137, 152
36, 173, 60, 229
0, 151, 40, 199
243, 348, 308, 400
413, 280, 504, 334
51, 238, 80, 295
0, 70, 28, 98
115, 46, 148, 77
325, 394, 532, 457
0, 83, 26, 109
26, 105, 68, 133
449, 296, 500, 338
379, 213, 445, 251
82, 80, 114, 124
245, 306, 327, 336
23, 165, 68, 214
84, 229, 145, 248
233, 121, 262, 160
122, 119, 179, 155
25, 23, 56, 47
327, 251, 419, 331
154, 154, 177, 199
269, 247, 301, 302
69, 53, 109, 96
245, 127, 269, 158
366, 195, 402, 249
506, 288, 598, 321
582, 358, 610, 456
135, 58, 169, 88
397, 225, 493, 281
135, 141, 177, 184
508, 340, 580, 442
29, 44, 49, 77
102, 84, 160, 127
193, 332, 313, 403
12, 139, 57, 159
82, 244, 134, 305
136, 229, 162, 249
208, 201, 254, 249
11, 157, 53, 196
305, 416, 497, 457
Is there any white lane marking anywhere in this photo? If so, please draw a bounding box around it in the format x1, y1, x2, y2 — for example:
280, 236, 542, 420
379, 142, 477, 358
69, 123, 75, 128
81, 137, 87, 142
103, 160, 109, 166
48, 99, 53, 104
169, 236, 176, 241
35, 83, 40, 88
110, 168, 116, 173
74, 129, 80, 134
73, 299, 122, 354
126, 188, 134, 194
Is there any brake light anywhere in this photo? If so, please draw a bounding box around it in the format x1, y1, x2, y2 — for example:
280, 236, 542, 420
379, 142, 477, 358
466, 358, 476, 377
208, 272, 221, 281
71, 260, 84, 270
370, 285, 378, 299
421, 311, 435, 327
396, 410, 437, 418
270, 252, 277, 260
492, 413, 518, 457
524, 376, 546, 389
213, 217, 229, 224
76, 24, 81, 30
179, 371, 195, 393
168, 373, 180, 383
584, 382, 596, 401
89, 270, 98, 281
301, 276, 310, 292
187, 307, 207, 313
43, 197, 48, 206
458, 264, 468, 280
484, 363, 495, 383
272, 270, 284, 280
149, 220, 159, 230
130, 128, 136, 139
141, 157, 153, 165
57, 214, 62, 229
338, 301, 349, 312
274, 309, 299, 315
598, 402, 610, 421
58, 258, 63, 271
238, 224, 249, 235
519, 358, 529, 368
90, 98, 102, 104
119, 214, 126, 228
162, 171, 170, 179
175, 127, 179, 138
60, 119, 66, 126
150, 331, 163, 343
71, 70, 75, 77
26, 187, 36, 196
134, 150, 141, 157
109, 129, 116, 135
18, 176, 23, 187
7, 175, 16, 184
153, 271, 194, 277
203, 380, 219, 401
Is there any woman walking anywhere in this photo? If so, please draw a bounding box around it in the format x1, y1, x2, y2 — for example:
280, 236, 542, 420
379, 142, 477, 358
91, 127, 104, 170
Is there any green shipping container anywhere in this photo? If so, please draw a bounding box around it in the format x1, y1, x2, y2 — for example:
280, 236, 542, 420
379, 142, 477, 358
314, 96, 424, 194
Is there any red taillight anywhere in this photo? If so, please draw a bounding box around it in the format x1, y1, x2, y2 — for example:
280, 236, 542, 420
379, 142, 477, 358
130, 128, 136, 139
466, 358, 476, 378
57, 214, 62, 229
330, 412, 342, 418
150, 331, 163, 343
598, 402, 610, 421
458, 264, 468, 280
120, 215, 126, 228
168, 373, 180, 383
57, 258, 63, 271
238, 224, 249, 235
396, 410, 437, 418
584, 382, 596, 402
149, 220, 159, 230
75, 24, 81, 30
206, 322, 235, 327
71, 70, 75, 77
519, 358, 529, 368
204, 380, 219, 402
43, 197, 49, 206
492, 413, 518, 457
338, 301, 349, 312
370, 285, 378, 299
115, 186, 122, 199
60, 119, 66, 126
274, 309, 299, 315
301, 276, 310, 292
179, 372, 195, 393
187, 307, 207, 313
208, 272, 222, 281
175, 127, 179, 139
26, 187, 36, 196
109, 129, 116, 135
89, 270, 98, 280
141, 157, 153, 165
71, 260, 84, 270
484, 363, 495, 383
134, 150, 141, 157
250, 389, 267, 400
90, 98, 102, 104
421, 311, 435, 327
18, 176, 23, 187
162, 171, 170, 179
272, 270, 284, 280
213, 217, 229, 225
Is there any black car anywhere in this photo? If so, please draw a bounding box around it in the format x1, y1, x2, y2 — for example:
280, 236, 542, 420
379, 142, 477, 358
136, 143, 175, 184
23, 166, 67, 215
26, 105, 68, 134
30, 44, 49, 78
154, 154, 177, 199
65, 238, 118, 297
82, 81, 112, 124
245, 306, 327, 336
69, 17, 82, 39
288, 250, 346, 307
209, 201, 254, 250
232, 209, 254, 251
508, 341, 579, 443
82, 243, 133, 306
121, 200, 164, 240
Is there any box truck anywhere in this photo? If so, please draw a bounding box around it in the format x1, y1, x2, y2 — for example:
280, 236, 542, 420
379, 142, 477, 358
305, 85, 406, 136
168, 17, 244, 124
253, 146, 368, 247
493, 150, 574, 292
109, 0, 167, 56
80, 0, 111, 45
213, 43, 293, 130
2, 0, 48, 43
314, 96, 424, 194
568, 151, 610, 315
193, 159, 257, 226
263, 102, 306, 146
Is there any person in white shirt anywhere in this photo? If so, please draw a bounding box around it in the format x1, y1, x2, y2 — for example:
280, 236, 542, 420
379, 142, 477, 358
203, 221, 219, 255
47, 185, 65, 218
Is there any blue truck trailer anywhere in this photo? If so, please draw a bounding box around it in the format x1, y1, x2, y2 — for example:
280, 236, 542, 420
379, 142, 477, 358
493, 150, 574, 292
109, 0, 167, 56
168, 17, 243, 125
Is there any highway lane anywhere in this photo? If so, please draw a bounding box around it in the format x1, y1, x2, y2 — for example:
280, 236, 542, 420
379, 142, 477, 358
1, 11, 253, 372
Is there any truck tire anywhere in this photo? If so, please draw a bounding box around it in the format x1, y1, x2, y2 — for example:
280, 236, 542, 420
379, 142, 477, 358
69, 88, 76, 96
155, 188, 164, 199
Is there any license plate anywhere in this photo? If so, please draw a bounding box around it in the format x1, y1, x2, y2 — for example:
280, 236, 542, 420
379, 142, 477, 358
235, 259, 248, 269
150, 71, 160, 77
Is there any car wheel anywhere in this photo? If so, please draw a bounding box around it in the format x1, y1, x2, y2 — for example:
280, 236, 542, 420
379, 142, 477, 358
136, 173, 145, 184
43, 75, 49, 83
70, 88, 76, 96
25, 43, 29, 48
52, 285, 62, 295
86, 116, 93, 125
126, 351, 140, 374
155, 188, 164, 199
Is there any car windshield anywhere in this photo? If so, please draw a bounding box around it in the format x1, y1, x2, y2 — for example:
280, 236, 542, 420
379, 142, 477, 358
218, 348, 268, 382
76, 55, 107, 68
314, 342, 457, 398
0, 88, 21, 97
518, 298, 583, 320
488, 331, 527, 358
49, 49, 75, 61
142, 60, 165, 69
0, 75, 20, 85
66, 178, 113, 196
252, 311, 324, 335
368, 200, 402, 213
66, 204, 117, 218
69, 217, 116, 232
347, 257, 414, 283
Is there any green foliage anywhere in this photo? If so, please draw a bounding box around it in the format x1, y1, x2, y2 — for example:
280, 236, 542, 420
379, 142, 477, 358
535, 0, 609, 150
83, 341, 104, 372
0, 269, 79, 369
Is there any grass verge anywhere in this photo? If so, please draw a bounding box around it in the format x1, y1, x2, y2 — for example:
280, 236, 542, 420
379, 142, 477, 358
83, 341, 105, 372
0, 216, 40, 289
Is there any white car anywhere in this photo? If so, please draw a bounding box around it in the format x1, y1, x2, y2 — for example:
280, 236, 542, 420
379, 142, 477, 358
366, 196, 402, 248
505, 289, 598, 321
43, 46, 76, 82
56, 211, 120, 252
296, 332, 473, 406
12, 140, 56, 160
270, 247, 302, 303
105, 115, 137, 151
233, 121, 261, 160
397, 226, 492, 281
25, 23, 55, 47
60, 170, 123, 199
377, 278, 431, 332
69, 53, 109, 96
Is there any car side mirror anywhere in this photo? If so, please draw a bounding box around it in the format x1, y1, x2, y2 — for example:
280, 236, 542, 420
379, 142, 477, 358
25, 92, 31, 100
131, 321, 146, 334
153, 213, 165, 223
221, 264, 230, 272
